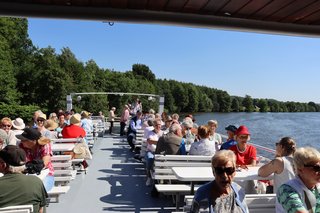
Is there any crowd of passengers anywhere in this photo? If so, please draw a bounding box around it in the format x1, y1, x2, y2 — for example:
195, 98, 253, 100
0, 106, 319, 213
0, 108, 101, 212
125, 109, 320, 213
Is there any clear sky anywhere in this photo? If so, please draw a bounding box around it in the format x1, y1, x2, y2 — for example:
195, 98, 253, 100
28, 18, 320, 103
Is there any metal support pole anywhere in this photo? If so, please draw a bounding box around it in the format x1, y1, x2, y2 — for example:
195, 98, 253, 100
67, 95, 72, 111
159, 96, 165, 115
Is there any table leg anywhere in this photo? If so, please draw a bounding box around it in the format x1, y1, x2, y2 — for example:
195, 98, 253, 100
191, 182, 195, 195
175, 193, 180, 211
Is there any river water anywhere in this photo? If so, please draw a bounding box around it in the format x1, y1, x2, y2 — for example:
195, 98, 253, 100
192, 112, 320, 158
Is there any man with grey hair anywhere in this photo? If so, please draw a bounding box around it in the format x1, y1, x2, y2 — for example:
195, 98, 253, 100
0, 145, 47, 212
155, 123, 185, 155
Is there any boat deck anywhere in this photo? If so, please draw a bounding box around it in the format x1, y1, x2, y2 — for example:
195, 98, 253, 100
47, 134, 174, 213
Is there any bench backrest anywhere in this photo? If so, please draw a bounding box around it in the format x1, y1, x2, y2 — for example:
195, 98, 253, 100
154, 154, 212, 181
0, 205, 33, 213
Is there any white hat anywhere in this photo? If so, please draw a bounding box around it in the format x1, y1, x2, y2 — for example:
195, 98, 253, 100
12, 118, 25, 130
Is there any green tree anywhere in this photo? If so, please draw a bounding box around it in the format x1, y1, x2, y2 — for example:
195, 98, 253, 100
132, 64, 156, 83
231, 98, 240, 112
242, 95, 254, 112
257, 99, 268, 112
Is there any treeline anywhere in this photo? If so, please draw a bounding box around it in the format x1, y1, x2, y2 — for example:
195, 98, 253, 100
0, 17, 319, 121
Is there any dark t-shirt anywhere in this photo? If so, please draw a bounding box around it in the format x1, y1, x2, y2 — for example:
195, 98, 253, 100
0, 173, 47, 212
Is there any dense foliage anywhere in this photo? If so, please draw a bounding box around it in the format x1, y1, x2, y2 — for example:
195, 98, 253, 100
1, 17, 319, 120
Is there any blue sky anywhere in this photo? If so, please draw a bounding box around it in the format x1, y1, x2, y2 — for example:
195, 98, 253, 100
28, 18, 320, 103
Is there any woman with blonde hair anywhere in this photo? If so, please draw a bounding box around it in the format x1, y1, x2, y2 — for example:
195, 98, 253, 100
277, 147, 320, 213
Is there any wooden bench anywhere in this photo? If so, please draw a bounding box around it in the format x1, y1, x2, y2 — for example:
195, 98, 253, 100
0, 205, 33, 213
47, 186, 70, 203
183, 193, 276, 212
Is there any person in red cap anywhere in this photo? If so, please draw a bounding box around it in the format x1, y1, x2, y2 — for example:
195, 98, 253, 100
229, 125, 257, 168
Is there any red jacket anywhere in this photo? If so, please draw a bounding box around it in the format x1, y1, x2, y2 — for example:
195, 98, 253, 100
61, 124, 86, 138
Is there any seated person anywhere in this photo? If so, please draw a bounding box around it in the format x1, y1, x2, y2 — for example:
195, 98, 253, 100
0, 145, 47, 213
229, 125, 257, 193
207, 120, 222, 149
61, 113, 86, 138
189, 125, 215, 156
229, 125, 257, 168
17, 128, 54, 192
277, 147, 320, 213
220, 125, 238, 150
190, 150, 248, 213
145, 118, 163, 186
127, 111, 142, 152
155, 123, 184, 155
258, 137, 296, 192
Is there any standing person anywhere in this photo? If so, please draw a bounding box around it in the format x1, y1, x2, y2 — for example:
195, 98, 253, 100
108, 107, 116, 134
190, 150, 248, 213
17, 128, 55, 192
0, 145, 47, 212
120, 105, 130, 136
258, 137, 296, 212
220, 125, 238, 150
277, 147, 320, 213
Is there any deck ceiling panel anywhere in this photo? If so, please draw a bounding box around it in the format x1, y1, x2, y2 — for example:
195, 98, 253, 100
236, 0, 273, 18
183, 0, 209, 13
251, 0, 295, 20
281, 1, 320, 24
108, 0, 128, 9
200, 0, 230, 14
90, 0, 109, 7
1, 0, 320, 37
127, 0, 148, 10
264, 0, 316, 22
165, 0, 188, 12
147, 0, 168, 11
216, 0, 251, 16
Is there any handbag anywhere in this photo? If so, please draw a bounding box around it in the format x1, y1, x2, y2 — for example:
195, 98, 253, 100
73, 138, 92, 160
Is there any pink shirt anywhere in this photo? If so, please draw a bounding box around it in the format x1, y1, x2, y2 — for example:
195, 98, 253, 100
120, 109, 130, 123
20, 143, 54, 176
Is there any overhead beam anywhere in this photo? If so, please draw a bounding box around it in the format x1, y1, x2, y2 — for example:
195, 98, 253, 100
0, 2, 320, 38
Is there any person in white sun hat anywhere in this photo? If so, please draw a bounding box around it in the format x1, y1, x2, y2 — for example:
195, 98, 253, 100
11, 118, 26, 136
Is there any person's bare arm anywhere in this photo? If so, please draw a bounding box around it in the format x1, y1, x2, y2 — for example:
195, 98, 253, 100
258, 157, 283, 177
42, 155, 51, 168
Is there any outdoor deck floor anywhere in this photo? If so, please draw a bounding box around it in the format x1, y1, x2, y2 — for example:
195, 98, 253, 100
47, 133, 174, 213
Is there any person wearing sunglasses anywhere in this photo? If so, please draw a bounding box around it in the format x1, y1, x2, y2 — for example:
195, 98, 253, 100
190, 150, 248, 213
258, 137, 296, 190
277, 147, 320, 213
1, 117, 17, 146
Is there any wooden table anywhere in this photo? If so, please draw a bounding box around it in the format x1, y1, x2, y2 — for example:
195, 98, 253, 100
172, 166, 272, 194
